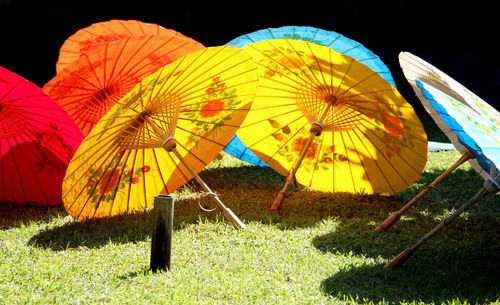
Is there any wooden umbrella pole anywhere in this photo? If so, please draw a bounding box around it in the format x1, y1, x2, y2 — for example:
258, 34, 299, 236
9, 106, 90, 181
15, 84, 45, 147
270, 123, 322, 211
384, 186, 488, 269
163, 138, 246, 229
374, 151, 474, 234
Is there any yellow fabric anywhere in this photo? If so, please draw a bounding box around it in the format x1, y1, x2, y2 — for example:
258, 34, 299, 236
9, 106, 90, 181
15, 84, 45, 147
237, 39, 427, 194
63, 45, 257, 220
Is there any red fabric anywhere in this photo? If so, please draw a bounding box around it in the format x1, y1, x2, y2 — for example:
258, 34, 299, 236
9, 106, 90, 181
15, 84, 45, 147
0, 66, 84, 205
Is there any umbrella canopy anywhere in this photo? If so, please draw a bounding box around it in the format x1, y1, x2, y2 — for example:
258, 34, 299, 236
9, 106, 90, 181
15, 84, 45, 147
379, 53, 500, 267
0, 66, 83, 206
400, 52, 500, 179
62, 45, 257, 224
373, 52, 500, 234
223, 25, 397, 167
55, 19, 190, 73
43, 35, 205, 136
235, 39, 428, 210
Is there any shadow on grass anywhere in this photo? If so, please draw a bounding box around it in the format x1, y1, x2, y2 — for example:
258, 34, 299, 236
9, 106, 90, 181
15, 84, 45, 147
320, 259, 500, 304
313, 193, 500, 304
24, 163, 498, 255
0, 202, 68, 230
26, 196, 221, 251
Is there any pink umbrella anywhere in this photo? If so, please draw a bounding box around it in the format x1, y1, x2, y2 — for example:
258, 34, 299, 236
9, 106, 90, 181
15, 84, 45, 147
0, 66, 83, 206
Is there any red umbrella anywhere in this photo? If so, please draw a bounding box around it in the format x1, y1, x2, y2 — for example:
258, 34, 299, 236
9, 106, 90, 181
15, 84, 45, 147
0, 66, 83, 206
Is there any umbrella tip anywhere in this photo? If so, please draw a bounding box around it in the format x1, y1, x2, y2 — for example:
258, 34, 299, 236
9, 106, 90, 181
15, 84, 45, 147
384, 248, 413, 269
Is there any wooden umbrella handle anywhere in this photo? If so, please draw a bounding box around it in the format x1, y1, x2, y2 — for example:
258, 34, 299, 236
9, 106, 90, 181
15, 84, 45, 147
270, 129, 319, 212
374, 151, 474, 234
384, 186, 489, 269
164, 140, 246, 229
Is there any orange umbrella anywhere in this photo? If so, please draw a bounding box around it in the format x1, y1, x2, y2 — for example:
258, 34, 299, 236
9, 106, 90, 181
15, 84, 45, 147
55, 19, 190, 73
43, 35, 205, 136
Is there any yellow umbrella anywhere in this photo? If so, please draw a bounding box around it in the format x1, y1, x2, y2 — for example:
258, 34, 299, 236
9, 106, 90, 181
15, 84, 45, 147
62, 45, 258, 228
236, 39, 428, 211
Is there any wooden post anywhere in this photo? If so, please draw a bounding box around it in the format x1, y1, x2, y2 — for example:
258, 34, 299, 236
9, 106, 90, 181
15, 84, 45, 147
150, 195, 175, 272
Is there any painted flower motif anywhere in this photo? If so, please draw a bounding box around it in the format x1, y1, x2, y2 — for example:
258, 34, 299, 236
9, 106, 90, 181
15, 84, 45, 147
200, 99, 225, 118
181, 76, 242, 146
426, 69, 449, 87
86, 163, 150, 203
98, 168, 121, 195
292, 137, 319, 160
272, 133, 284, 141
381, 113, 404, 137
279, 56, 304, 69
148, 53, 172, 66
78, 34, 127, 53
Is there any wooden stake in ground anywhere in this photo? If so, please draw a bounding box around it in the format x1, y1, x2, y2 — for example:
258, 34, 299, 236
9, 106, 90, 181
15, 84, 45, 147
150, 195, 175, 272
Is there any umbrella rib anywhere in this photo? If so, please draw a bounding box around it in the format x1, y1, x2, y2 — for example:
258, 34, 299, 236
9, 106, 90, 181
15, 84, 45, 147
138, 144, 149, 212
117, 19, 135, 35
345, 129, 393, 193
63, 125, 125, 188
239, 102, 298, 111
70, 144, 124, 220
363, 122, 428, 172
11, 135, 52, 204
150, 147, 169, 194
324, 33, 342, 49
123, 148, 138, 215
77, 52, 107, 91
14, 120, 72, 163
174, 138, 211, 172
4, 137, 28, 203
239, 107, 303, 129
283, 39, 325, 88
179, 78, 258, 109
354, 113, 428, 160
173, 53, 257, 104
164, 143, 194, 188
336, 130, 359, 192
0, 140, 4, 200
175, 125, 227, 149
103, 148, 135, 218
263, 121, 310, 164
176, 115, 247, 128
107, 36, 154, 85
307, 132, 324, 188
353, 124, 413, 189
11, 111, 83, 141
246, 42, 315, 89
0, 78, 24, 101
92, 148, 132, 219
243, 113, 305, 150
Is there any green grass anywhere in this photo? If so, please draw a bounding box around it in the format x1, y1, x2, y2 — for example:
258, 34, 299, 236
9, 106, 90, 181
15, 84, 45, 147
1, 145, 499, 304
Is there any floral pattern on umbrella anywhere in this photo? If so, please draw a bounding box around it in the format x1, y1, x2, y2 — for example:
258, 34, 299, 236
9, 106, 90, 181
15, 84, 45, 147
235, 39, 427, 211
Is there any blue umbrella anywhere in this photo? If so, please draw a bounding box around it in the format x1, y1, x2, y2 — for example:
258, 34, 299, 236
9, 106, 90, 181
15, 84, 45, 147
384, 52, 500, 268
222, 25, 396, 166
416, 79, 500, 174
375, 52, 500, 235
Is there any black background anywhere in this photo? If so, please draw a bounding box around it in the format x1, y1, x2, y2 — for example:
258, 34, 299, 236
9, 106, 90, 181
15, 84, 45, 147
1, 0, 499, 113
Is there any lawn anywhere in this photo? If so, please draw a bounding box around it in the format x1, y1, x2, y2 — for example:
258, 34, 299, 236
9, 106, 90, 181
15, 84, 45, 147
1, 115, 499, 304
